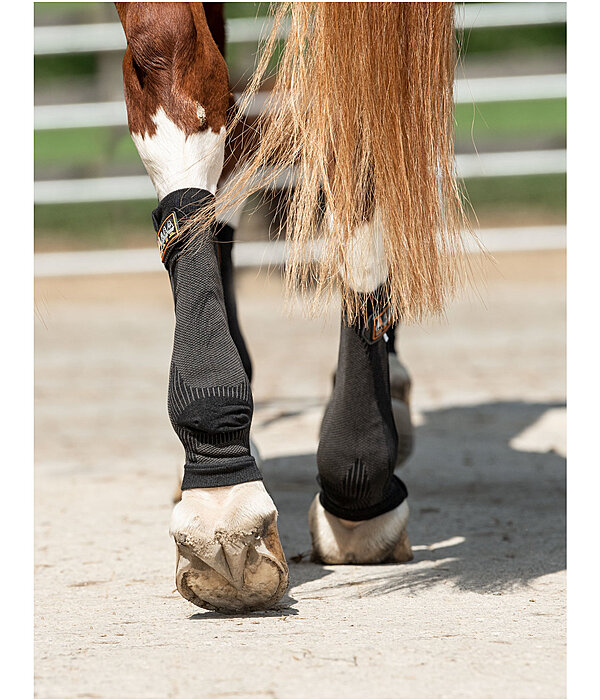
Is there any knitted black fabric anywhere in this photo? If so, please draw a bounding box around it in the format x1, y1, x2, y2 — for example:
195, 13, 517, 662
152, 188, 262, 489
317, 288, 407, 520
214, 223, 253, 382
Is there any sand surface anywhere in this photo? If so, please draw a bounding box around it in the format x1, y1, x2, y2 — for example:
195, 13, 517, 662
34, 250, 565, 698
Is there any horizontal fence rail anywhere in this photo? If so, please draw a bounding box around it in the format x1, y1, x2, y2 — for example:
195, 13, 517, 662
34, 73, 566, 130
34, 149, 567, 205
34, 3, 566, 55
34, 225, 567, 278
34, 3, 566, 209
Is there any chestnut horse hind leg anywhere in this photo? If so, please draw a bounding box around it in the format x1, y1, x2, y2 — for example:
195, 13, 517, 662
309, 220, 414, 564
115, 1, 288, 612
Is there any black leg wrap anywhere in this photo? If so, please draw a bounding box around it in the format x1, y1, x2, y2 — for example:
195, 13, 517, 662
317, 287, 408, 521
152, 189, 262, 490
214, 223, 253, 382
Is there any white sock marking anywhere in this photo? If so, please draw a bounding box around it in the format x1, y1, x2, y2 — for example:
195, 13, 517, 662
131, 107, 225, 200
330, 209, 389, 292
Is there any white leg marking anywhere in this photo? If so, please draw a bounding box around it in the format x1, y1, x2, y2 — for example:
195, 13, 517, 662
332, 209, 388, 292
131, 107, 226, 200
215, 172, 245, 230
215, 207, 243, 231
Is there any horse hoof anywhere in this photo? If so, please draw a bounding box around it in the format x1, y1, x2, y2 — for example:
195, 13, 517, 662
170, 481, 289, 613
308, 494, 413, 564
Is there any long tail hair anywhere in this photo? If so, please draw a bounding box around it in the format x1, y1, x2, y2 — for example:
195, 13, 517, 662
202, 2, 471, 324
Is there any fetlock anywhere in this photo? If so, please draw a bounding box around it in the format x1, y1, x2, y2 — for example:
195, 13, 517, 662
316, 287, 408, 521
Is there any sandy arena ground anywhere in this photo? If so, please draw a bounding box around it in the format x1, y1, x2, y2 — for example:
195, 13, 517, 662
34, 249, 566, 698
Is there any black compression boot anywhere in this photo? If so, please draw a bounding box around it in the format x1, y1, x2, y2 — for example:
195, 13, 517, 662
316, 288, 408, 521
383, 322, 414, 464
152, 189, 262, 491
214, 223, 253, 382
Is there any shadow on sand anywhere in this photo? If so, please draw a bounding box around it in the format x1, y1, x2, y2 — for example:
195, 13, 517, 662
270, 400, 565, 595
190, 399, 565, 617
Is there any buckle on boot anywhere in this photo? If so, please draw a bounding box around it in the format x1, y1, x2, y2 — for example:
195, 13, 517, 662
361, 302, 393, 344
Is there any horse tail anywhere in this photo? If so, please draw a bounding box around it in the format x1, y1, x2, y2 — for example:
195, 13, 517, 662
211, 2, 471, 323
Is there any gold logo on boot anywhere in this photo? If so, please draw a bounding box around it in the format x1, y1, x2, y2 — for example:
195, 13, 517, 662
157, 212, 179, 261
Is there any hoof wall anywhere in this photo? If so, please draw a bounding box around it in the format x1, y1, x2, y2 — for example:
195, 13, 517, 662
308, 495, 412, 564
171, 482, 288, 613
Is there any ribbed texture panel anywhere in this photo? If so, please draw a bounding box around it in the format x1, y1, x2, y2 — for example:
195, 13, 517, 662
317, 289, 407, 520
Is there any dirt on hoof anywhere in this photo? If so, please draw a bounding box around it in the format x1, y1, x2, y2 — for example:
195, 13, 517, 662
170, 483, 289, 612
174, 517, 288, 613
387, 529, 414, 563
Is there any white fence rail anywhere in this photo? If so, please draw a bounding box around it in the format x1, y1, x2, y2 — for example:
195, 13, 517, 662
34, 3, 566, 55
34, 149, 566, 205
34, 225, 567, 278
34, 4, 566, 207
34, 73, 566, 131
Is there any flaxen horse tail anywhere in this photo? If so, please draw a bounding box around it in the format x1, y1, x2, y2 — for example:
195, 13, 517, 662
214, 2, 471, 324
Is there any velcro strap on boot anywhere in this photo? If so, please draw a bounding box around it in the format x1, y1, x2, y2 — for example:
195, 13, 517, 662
348, 284, 394, 345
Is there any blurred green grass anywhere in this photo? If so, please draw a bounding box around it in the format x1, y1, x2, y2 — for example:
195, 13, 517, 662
458, 23, 565, 54
34, 98, 566, 171
35, 127, 135, 170
455, 99, 565, 141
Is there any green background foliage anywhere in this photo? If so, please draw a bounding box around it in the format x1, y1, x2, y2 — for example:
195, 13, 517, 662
34, 2, 566, 250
